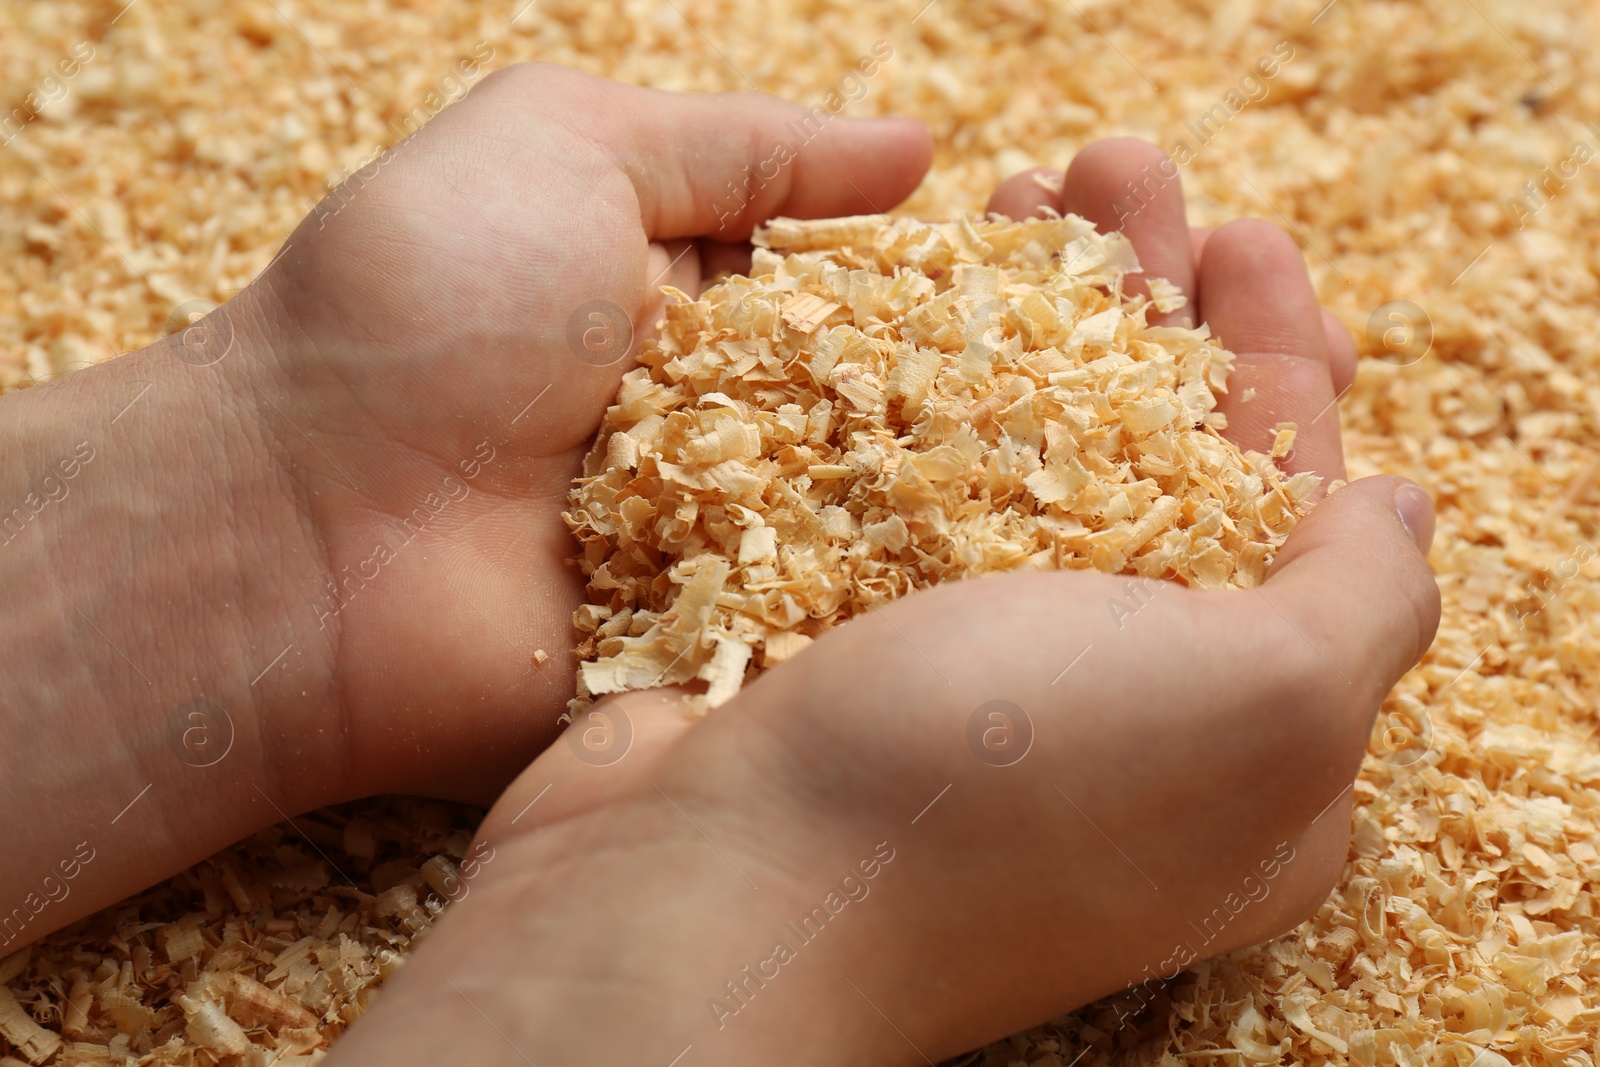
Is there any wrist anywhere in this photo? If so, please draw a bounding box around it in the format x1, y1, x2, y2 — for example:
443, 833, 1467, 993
329, 763, 915, 1067
0, 295, 351, 944
97, 290, 349, 811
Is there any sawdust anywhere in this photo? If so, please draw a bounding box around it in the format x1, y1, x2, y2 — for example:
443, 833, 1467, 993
4, 0, 1600, 1064
566, 212, 1312, 712
0, 799, 476, 1066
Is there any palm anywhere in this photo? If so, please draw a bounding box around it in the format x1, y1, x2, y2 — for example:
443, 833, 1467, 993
235, 65, 931, 802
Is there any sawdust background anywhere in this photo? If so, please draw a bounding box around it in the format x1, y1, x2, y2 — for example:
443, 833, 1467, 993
3, 0, 1600, 1064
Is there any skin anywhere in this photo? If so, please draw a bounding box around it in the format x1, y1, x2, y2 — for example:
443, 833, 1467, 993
0, 65, 1439, 1064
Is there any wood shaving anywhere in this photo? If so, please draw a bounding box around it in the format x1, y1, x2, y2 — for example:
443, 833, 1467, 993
0, 799, 478, 1065
5, 1, 1600, 1065
565, 213, 1314, 712
1030, 170, 1066, 196
1270, 422, 1298, 460
777, 292, 842, 334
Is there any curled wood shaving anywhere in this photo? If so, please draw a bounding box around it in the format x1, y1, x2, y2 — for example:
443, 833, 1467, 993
565, 213, 1314, 712
9, 2, 1600, 1065
0, 989, 60, 1065
0, 799, 479, 1065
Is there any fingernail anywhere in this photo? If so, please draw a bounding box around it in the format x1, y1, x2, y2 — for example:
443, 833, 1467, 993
1394, 482, 1435, 555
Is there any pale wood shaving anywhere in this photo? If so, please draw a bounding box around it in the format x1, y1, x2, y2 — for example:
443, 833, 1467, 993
1147, 276, 1189, 315
778, 292, 842, 334
565, 213, 1313, 712
1030, 170, 1065, 196
0, 799, 478, 1065
1270, 422, 1298, 461
6, 1, 1600, 1065
0, 989, 60, 1065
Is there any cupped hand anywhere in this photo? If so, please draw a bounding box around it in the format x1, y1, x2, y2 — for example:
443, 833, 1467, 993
0, 65, 932, 947
225, 65, 933, 802
321, 141, 1440, 1067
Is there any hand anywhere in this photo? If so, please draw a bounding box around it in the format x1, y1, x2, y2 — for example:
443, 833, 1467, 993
0, 65, 931, 943
319, 141, 1440, 1066
237, 65, 933, 801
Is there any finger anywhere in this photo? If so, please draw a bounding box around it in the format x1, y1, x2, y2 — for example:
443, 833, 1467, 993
1226, 804, 1350, 948
1261, 475, 1440, 712
632, 240, 707, 352
986, 166, 1065, 221
1200, 235, 1354, 395
1063, 138, 1196, 328
503, 65, 933, 240
640, 240, 754, 327
475, 687, 702, 846
979, 211, 1352, 392
646, 240, 702, 298
1198, 218, 1345, 482
1323, 309, 1357, 396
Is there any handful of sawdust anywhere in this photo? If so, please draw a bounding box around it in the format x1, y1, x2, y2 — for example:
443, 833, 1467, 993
563, 213, 1317, 713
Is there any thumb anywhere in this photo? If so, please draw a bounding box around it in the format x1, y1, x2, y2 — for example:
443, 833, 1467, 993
505, 64, 933, 240
1260, 475, 1441, 697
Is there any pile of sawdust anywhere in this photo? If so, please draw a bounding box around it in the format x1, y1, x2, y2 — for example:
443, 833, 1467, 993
0, 798, 476, 1066
4, 0, 1600, 1065
567, 212, 1311, 712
